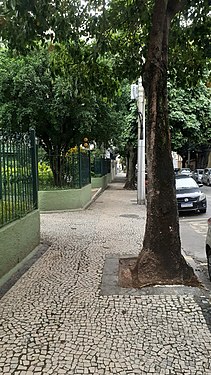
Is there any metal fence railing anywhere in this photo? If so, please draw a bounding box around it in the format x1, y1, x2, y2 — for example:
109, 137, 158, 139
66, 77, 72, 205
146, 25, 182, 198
0, 129, 38, 228
38, 149, 91, 190
91, 157, 111, 177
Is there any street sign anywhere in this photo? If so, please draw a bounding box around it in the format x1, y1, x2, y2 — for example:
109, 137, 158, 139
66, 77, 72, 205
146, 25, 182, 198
131, 84, 138, 100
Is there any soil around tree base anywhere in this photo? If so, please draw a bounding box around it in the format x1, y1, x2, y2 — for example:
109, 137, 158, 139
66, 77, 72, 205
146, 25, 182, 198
123, 181, 136, 190
119, 257, 201, 289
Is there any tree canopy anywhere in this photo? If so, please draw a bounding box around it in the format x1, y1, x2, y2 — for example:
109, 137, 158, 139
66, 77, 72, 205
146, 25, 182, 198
0, 0, 89, 51
0, 47, 121, 153
169, 80, 211, 153
0, 0, 210, 85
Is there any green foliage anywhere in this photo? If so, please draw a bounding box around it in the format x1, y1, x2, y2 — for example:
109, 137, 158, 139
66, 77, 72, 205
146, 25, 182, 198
0, 0, 89, 52
110, 80, 138, 157
0, 0, 210, 168
169, 81, 211, 151
90, 148, 104, 161
38, 161, 54, 190
0, 0, 210, 86
169, 0, 211, 86
0, 47, 121, 153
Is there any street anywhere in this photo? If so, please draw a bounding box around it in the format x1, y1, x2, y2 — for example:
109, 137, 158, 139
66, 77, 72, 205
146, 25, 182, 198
180, 185, 211, 285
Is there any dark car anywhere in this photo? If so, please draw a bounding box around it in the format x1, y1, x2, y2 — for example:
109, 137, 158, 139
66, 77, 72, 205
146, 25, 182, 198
192, 168, 204, 183
175, 175, 207, 213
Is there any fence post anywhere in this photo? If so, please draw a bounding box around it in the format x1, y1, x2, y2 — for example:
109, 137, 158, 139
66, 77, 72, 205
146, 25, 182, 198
78, 145, 82, 188
101, 158, 103, 176
30, 129, 38, 209
88, 150, 91, 184
0, 136, 2, 200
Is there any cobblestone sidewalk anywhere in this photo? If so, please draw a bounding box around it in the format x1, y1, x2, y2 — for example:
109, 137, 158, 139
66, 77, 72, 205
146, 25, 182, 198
0, 175, 211, 374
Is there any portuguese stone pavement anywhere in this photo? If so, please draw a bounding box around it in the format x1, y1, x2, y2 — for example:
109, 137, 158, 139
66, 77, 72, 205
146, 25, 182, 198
0, 174, 211, 374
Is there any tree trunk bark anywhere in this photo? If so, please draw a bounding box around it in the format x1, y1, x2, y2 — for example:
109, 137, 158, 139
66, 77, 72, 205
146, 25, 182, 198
49, 153, 62, 188
124, 145, 137, 190
133, 0, 196, 286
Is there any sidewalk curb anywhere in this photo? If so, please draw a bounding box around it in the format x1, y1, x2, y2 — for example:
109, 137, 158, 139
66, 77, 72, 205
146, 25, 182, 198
84, 187, 105, 210
0, 242, 50, 299
182, 247, 210, 291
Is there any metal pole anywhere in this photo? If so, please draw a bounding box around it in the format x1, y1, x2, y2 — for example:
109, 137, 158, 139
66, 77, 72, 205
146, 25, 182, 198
187, 148, 191, 168
78, 145, 82, 188
137, 77, 145, 205
30, 128, 38, 209
0, 133, 2, 200
88, 150, 91, 184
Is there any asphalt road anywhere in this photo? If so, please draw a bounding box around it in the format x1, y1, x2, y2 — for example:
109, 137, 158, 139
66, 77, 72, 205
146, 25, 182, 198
180, 185, 211, 286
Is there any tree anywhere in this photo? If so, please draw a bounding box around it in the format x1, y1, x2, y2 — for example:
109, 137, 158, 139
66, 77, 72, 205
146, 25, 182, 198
0, 49, 93, 146
0, 47, 121, 185
131, 0, 196, 287
169, 1, 211, 86
94, 0, 208, 286
0, 0, 90, 52
169, 80, 211, 164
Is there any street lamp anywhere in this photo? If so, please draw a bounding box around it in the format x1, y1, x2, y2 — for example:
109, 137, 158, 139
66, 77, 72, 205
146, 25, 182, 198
131, 78, 146, 204
137, 78, 146, 204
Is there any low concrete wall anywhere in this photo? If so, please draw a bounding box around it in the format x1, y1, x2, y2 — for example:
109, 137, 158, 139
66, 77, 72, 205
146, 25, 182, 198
208, 152, 211, 168
38, 184, 92, 211
91, 175, 108, 189
0, 210, 40, 280
106, 173, 112, 184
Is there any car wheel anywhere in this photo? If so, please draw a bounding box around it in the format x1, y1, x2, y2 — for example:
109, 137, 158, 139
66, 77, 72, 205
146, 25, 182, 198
207, 248, 211, 281
200, 208, 206, 213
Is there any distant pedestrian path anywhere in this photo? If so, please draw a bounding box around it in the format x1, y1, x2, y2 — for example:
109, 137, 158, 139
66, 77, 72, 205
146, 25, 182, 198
109, 172, 127, 186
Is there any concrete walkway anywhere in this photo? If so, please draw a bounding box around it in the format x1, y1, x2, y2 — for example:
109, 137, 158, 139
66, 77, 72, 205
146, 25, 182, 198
0, 174, 211, 374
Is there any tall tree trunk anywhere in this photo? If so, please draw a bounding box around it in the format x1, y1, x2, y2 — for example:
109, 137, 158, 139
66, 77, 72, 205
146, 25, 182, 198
124, 144, 137, 190
133, 0, 196, 286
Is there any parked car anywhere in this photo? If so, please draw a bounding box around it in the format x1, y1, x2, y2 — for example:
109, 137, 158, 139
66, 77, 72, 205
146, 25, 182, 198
202, 168, 211, 186
174, 168, 181, 175
175, 175, 207, 213
206, 217, 211, 280
192, 168, 204, 183
180, 168, 192, 176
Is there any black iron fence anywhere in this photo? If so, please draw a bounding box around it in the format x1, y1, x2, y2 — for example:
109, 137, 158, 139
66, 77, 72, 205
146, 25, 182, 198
38, 149, 91, 190
91, 157, 111, 177
0, 129, 38, 228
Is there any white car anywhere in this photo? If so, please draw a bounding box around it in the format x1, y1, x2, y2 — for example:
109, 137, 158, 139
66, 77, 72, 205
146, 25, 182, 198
206, 217, 211, 280
180, 168, 192, 176
192, 169, 204, 183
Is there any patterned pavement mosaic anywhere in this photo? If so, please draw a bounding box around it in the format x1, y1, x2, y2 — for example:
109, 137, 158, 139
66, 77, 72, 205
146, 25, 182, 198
0, 176, 211, 374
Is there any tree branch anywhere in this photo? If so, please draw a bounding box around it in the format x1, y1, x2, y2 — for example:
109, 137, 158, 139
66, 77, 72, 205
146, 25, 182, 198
167, 0, 187, 18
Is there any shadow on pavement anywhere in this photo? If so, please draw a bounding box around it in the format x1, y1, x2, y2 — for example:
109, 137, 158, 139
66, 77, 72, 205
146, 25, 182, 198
194, 295, 211, 333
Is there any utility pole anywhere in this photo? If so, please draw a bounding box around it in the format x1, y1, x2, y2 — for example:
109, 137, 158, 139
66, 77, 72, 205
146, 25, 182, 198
131, 79, 146, 204
137, 77, 146, 205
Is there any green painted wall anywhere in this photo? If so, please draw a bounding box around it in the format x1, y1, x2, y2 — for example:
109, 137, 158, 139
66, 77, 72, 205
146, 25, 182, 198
0, 210, 40, 279
106, 173, 112, 184
38, 184, 92, 211
91, 175, 108, 189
